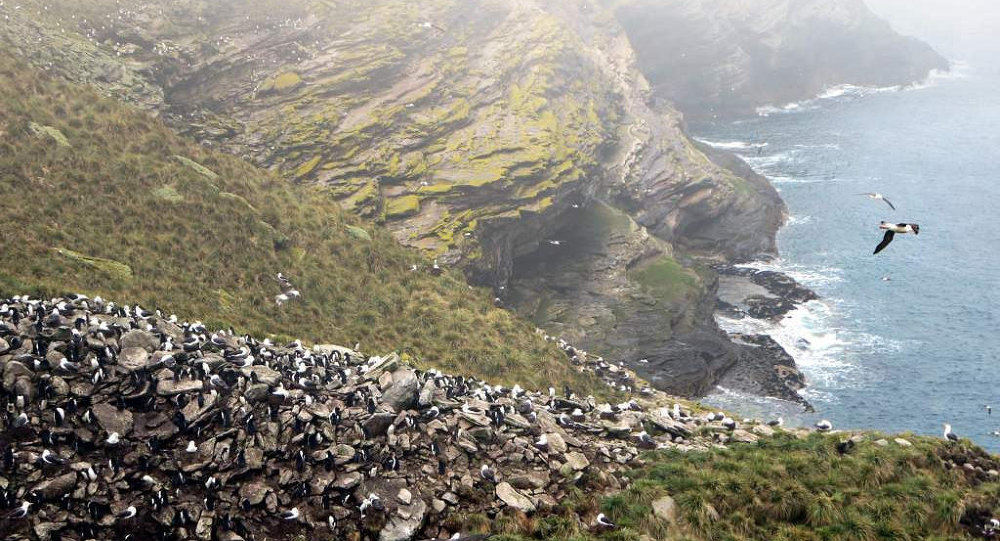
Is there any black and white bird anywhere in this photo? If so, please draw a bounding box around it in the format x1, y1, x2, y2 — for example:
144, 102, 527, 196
534, 434, 549, 452
815, 419, 833, 432
858, 192, 896, 210
279, 507, 300, 521
479, 464, 498, 483
117, 506, 137, 519
9, 501, 30, 519
40, 449, 65, 465
943, 423, 959, 442
874, 222, 919, 255
594, 513, 616, 530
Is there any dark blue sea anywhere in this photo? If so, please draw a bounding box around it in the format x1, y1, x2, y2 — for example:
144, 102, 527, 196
693, 18, 1000, 451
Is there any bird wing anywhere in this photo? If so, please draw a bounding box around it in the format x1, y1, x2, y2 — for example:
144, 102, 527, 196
882, 198, 896, 210
874, 230, 895, 254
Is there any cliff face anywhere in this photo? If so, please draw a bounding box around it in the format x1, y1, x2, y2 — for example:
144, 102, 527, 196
0, 0, 938, 397
615, 0, 949, 119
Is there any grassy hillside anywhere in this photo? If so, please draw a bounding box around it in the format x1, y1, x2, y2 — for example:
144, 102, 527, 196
0, 54, 605, 395
461, 432, 1000, 541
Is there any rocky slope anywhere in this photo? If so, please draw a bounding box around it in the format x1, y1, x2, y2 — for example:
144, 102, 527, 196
0, 0, 940, 399
0, 294, 767, 541
614, 0, 949, 119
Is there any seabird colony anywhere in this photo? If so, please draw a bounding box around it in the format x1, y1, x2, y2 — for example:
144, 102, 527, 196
0, 294, 782, 540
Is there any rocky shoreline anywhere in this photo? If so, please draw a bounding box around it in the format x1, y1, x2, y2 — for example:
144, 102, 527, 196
0, 294, 788, 541
711, 264, 819, 410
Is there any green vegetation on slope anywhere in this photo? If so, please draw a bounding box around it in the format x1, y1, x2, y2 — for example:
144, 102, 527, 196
0, 55, 605, 395
468, 432, 1000, 541
628, 255, 701, 304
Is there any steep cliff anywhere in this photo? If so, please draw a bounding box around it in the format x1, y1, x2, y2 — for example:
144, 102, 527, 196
614, 0, 949, 119
0, 0, 938, 397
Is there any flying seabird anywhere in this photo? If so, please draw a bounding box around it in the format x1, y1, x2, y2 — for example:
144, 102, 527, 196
767, 417, 784, 427
943, 423, 959, 442
815, 420, 833, 432
873, 221, 919, 255
858, 192, 896, 210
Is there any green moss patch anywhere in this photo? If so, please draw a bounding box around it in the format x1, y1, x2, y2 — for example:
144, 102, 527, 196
55, 248, 133, 281
173, 155, 218, 179
627, 255, 699, 303
385, 195, 421, 218
152, 185, 184, 203
28, 122, 71, 147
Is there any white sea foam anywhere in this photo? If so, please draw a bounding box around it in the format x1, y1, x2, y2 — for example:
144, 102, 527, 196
784, 215, 813, 226
694, 138, 768, 151
734, 259, 843, 287
742, 151, 796, 168
696, 138, 767, 150
755, 64, 969, 117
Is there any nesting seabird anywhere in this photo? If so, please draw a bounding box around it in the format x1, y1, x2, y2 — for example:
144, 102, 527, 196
943, 423, 959, 442
858, 192, 896, 210
595, 513, 616, 530
279, 507, 300, 521
117, 506, 137, 519
479, 464, 498, 483
873, 221, 919, 254
106, 432, 121, 445
534, 434, 549, 452
9, 501, 30, 519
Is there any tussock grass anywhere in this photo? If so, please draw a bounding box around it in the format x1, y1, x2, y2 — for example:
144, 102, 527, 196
0, 54, 605, 395
486, 433, 1000, 541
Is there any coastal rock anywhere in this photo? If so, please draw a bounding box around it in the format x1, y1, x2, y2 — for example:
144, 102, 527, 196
496, 482, 536, 513
119, 347, 150, 371
381, 499, 427, 541
157, 378, 204, 396
34, 472, 77, 499
120, 329, 159, 352
652, 495, 678, 524
91, 403, 133, 436
382, 368, 420, 411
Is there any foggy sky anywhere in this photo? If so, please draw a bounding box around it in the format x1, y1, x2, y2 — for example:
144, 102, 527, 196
865, 0, 1000, 62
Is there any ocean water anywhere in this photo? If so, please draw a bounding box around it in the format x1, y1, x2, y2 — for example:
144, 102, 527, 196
692, 58, 1000, 451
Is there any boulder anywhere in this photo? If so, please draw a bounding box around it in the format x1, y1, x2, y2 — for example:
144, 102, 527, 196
120, 329, 159, 352
545, 432, 567, 454
564, 451, 590, 471
496, 482, 535, 513
652, 495, 678, 524
157, 379, 203, 396
120, 347, 150, 371
382, 368, 420, 410
92, 403, 133, 436
34, 472, 77, 499
380, 498, 426, 541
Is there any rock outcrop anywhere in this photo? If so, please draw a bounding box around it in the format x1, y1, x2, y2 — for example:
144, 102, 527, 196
615, 0, 949, 119
0, 294, 783, 541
